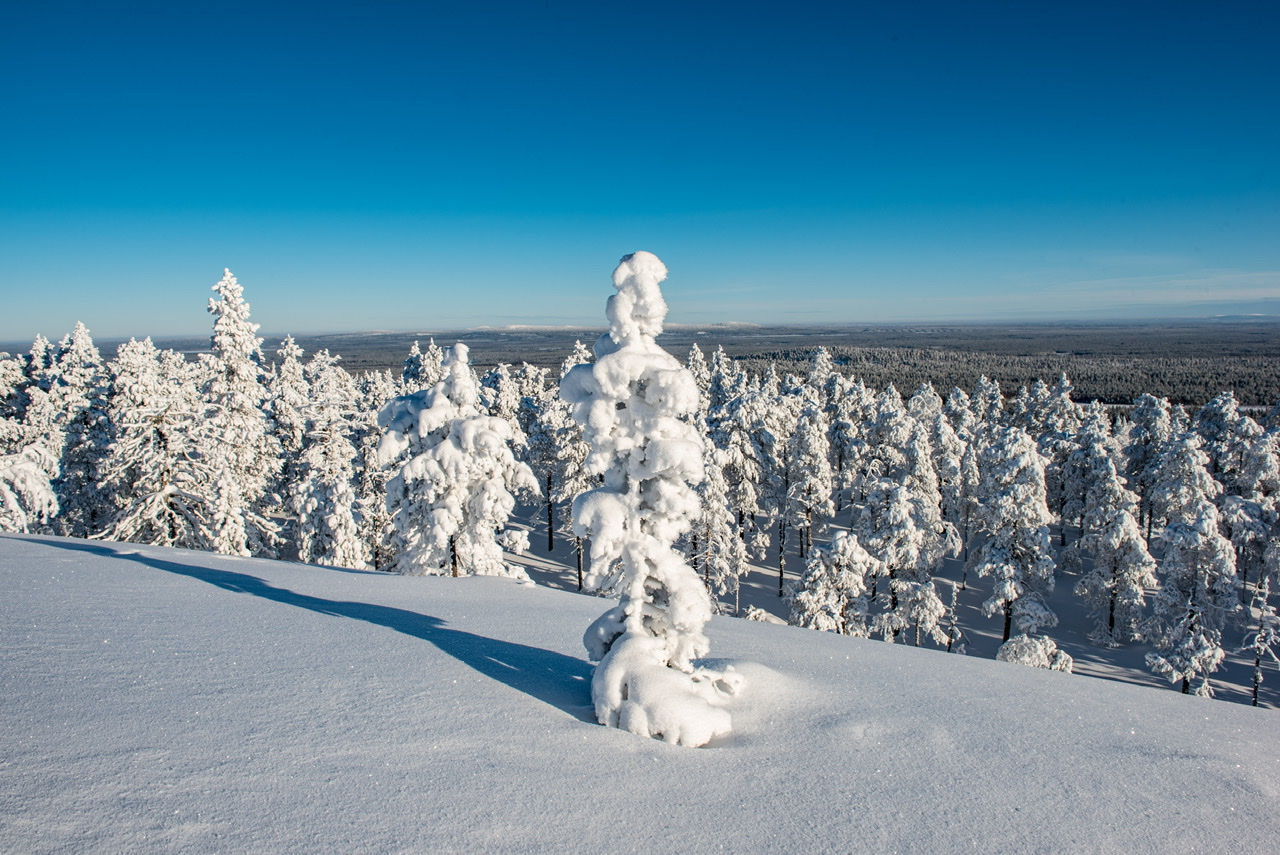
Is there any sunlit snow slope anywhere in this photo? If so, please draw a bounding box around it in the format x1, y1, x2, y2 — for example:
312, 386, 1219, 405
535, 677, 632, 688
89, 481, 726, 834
2, 534, 1277, 853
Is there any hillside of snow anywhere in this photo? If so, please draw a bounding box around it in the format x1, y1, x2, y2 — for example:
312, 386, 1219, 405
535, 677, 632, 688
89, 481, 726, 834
3, 534, 1277, 853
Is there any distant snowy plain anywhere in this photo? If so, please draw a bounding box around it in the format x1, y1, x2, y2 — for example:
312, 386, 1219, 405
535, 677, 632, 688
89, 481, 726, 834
3, 534, 1277, 853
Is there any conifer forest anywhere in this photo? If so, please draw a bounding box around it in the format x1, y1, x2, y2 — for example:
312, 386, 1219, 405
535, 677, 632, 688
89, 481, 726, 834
3, 268, 1278, 708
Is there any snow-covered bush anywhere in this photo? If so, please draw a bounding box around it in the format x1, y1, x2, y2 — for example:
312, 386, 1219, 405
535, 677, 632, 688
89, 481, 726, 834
997, 634, 1074, 673
561, 251, 742, 747
0, 446, 59, 532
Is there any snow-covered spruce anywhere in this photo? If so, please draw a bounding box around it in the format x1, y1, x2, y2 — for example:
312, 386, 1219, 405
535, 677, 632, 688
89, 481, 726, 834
561, 251, 742, 747
378, 342, 538, 577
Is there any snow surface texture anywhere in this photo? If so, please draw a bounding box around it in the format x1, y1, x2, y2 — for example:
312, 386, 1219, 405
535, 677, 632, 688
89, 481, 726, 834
2, 534, 1277, 853
561, 252, 740, 746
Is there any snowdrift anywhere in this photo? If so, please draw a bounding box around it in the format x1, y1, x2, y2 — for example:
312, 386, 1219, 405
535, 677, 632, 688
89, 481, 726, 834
2, 534, 1277, 853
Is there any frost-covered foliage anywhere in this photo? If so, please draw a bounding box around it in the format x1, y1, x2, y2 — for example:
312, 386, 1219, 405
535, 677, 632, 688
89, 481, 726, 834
1145, 500, 1240, 697
997, 634, 1074, 672
788, 531, 882, 636
966, 426, 1057, 642
1068, 456, 1157, 646
95, 339, 222, 550
0, 446, 59, 532
290, 350, 368, 570
201, 269, 281, 556
561, 251, 741, 747
1241, 579, 1279, 707
691, 444, 751, 613
379, 342, 538, 577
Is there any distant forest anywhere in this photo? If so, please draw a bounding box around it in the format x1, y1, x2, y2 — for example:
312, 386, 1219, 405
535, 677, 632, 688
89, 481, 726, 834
276, 320, 1280, 408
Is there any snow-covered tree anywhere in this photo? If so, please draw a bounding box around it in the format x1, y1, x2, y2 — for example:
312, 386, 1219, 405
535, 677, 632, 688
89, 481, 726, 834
691, 445, 751, 614
352, 369, 401, 569
1240, 579, 1279, 707
562, 251, 741, 748
379, 342, 538, 577
965, 426, 1057, 643
788, 531, 882, 637
1124, 393, 1173, 536
1069, 456, 1157, 646
784, 403, 834, 560
200, 269, 281, 557
51, 324, 112, 538
269, 336, 310, 462
1145, 500, 1240, 697
95, 340, 220, 550
401, 339, 444, 392
290, 350, 368, 569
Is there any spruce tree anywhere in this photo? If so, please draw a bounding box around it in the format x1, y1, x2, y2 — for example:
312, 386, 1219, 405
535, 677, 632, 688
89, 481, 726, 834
380, 343, 538, 577
562, 251, 741, 747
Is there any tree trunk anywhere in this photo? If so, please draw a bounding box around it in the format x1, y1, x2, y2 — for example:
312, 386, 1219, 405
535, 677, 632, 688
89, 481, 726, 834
1002, 602, 1012, 643
777, 518, 786, 596
545, 474, 554, 552
450, 534, 458, 578
575, 537, 583, 591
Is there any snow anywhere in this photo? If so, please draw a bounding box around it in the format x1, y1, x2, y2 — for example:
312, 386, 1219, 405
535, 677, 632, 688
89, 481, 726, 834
3, 533, 1277, 852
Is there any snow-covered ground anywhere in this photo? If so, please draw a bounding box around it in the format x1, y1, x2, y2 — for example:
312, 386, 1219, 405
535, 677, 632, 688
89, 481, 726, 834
3, 534, 1277, 853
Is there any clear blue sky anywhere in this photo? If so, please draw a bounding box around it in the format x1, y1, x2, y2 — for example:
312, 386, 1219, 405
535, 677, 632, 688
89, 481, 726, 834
2, 1, 1277, 342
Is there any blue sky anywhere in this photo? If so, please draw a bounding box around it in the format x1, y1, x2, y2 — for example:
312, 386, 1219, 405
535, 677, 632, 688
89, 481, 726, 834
2, 1, 1277, 342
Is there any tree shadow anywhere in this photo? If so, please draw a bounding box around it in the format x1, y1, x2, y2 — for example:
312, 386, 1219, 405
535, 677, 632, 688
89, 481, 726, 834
12, 536, 595, 722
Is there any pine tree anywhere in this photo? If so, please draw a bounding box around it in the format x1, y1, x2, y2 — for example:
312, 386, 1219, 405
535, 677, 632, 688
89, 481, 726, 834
51, 324, 112, 538
788, 531, 882, 636
95, 340, 221, 550
352, 369, 401, 569
1069, 456, 1157, 646
1145, 501, 1240, 697
785, 403, 834, 562
1124, 393, 1173, 538
200, 269, 281, 557
966, 426, 1057, 643
563, 251, 740, 747
290, 350, 368, 569
379, 342, 538, 577
1240, 578, 1279, 707
692, 444, 751, 613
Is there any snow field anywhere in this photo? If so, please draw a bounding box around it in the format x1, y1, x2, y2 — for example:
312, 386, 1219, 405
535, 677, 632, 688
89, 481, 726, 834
3, 534, 1277, 853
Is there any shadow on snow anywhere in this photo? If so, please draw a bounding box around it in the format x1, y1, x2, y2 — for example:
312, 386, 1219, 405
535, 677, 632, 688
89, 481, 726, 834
13, 536, 595, 723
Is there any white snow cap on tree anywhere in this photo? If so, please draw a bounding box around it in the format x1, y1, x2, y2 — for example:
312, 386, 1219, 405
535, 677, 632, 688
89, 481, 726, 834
562, 251, 742, 748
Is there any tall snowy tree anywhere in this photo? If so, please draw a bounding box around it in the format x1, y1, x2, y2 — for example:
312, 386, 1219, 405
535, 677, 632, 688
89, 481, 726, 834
1145, 501, 1240, 697
1124, 393, 1173, 536
965, 426, 1057, 643
290, 350, 368, 569
379, 342, 538, 577
784, 403, 834, 562
95, 340, 220, 550
200, 269, 281, 557
562, 251, 741, 747
51, 324, 112, 538
1069, 456, 1158, 646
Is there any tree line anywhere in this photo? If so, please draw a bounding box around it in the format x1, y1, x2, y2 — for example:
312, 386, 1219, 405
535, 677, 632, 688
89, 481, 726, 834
2, 269, 1277, 704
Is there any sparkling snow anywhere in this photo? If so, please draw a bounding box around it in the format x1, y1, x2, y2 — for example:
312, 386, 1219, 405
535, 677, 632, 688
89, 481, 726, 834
2, 534, 1277, 852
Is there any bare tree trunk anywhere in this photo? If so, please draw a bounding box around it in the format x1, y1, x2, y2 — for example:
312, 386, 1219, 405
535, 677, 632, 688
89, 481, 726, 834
546, 474, 554, 552
575, 537, 583, 591
777, 518, 786, 596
